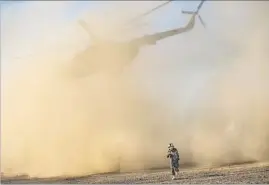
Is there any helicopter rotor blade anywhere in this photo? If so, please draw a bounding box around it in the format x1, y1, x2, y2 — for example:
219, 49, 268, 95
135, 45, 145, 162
182, 0, 206, 29
78, 20, 99, 42
198, 15, 206, 28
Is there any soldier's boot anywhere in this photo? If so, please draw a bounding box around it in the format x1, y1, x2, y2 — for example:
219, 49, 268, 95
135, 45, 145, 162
172, 175, 175, 180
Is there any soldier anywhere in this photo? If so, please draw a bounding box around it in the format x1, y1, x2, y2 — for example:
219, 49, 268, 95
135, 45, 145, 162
167, 143, 180, 180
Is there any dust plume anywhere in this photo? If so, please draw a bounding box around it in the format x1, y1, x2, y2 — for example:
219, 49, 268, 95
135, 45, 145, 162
1, 1, 269, 178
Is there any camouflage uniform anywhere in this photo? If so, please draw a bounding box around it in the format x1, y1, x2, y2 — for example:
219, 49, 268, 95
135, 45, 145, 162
167, 144, 180, 177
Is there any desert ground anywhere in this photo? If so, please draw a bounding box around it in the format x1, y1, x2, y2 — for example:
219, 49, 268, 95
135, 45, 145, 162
1, 162, 269, 184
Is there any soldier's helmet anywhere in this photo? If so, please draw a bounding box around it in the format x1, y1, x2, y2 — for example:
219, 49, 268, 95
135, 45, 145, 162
168, 143, 174, 149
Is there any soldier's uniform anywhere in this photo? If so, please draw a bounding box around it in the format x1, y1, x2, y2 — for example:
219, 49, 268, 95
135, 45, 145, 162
166, 143, 180, 180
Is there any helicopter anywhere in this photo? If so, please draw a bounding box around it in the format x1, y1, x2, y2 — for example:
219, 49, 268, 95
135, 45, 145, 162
70, 0, 206, 77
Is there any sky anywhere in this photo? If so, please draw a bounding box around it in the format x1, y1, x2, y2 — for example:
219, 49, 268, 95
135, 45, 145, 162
0, 1, 197, 21
0, 0, 220, 110
0, 1, 200, 63
0, 0, 213, 109
0, 1, 198, 27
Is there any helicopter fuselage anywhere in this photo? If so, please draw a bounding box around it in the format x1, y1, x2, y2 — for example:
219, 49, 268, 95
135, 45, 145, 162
71, 40, 140, 77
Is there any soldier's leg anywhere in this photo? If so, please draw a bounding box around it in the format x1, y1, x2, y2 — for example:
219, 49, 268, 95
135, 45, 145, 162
171, 167, 175, 176
174, 161, 179, 176
171, 167, 176, 180
175, 167, 179, 176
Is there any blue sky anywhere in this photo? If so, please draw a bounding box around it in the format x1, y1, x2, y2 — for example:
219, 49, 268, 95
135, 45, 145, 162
0, 1, 199, 29
1, 1, 202, 64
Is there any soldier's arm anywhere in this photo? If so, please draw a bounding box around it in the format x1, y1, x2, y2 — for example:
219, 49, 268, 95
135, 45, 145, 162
176, 150, 180, 160
167, 150, 172, 158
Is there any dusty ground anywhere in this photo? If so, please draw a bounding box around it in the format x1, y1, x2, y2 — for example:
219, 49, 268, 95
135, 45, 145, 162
1, 162, 269, 184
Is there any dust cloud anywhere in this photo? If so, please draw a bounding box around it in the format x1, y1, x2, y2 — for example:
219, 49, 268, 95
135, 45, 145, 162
1, 1, 269, 178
